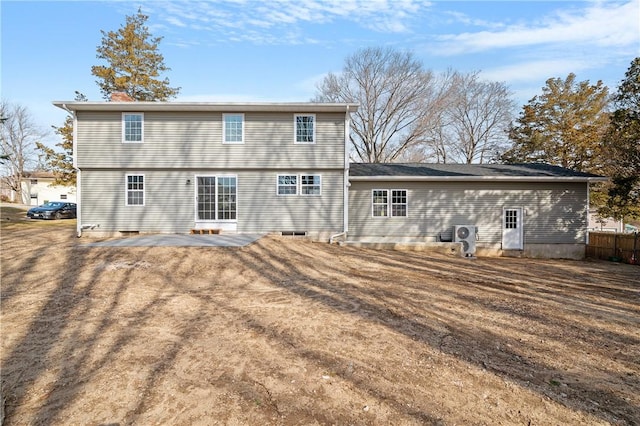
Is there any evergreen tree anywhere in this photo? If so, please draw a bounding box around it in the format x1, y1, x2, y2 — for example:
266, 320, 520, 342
36, 92, 86, 186
91, 8, 180, 101
599, 58, 640, 220
501, 74, 610, 173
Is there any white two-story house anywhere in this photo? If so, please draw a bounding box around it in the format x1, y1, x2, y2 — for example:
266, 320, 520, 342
56, 100, 605, 259
54, 101, 357, 239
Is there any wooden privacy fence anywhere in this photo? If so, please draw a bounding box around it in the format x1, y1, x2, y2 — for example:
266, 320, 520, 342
587, 232, 639, 265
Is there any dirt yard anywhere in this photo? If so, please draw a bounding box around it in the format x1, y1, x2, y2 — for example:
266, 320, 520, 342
1, 217, 639, 425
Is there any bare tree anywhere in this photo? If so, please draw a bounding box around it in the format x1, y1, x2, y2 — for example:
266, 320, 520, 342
314, 47, 445, 163
1, 101, 47, 203
421, 71, 515, 164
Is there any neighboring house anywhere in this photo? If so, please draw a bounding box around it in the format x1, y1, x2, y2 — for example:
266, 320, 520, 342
56, 100, 606, 259
11, 171, 76, 205
348, 163, 606, 259
587, 209, 624, 232
54, 101, 357, 239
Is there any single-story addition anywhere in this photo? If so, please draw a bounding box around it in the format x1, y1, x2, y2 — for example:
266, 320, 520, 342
55, 99, 606, 259
347, 163, 606, 259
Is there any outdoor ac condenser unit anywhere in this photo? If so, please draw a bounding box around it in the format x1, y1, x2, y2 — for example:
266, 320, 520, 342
453, 225, 477, 257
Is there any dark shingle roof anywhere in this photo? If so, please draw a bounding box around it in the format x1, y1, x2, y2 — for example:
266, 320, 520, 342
349, 163, 606, 181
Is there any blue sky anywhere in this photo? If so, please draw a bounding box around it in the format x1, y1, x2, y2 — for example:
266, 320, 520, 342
2, 0, 639, 146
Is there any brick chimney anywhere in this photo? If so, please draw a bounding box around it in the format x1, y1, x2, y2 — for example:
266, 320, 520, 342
110, 92, 134, 102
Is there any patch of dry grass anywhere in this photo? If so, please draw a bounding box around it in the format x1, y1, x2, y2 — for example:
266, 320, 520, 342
0, 204, 76, 230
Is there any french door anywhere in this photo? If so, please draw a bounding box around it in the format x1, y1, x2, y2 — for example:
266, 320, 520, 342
195, 176, 237, 222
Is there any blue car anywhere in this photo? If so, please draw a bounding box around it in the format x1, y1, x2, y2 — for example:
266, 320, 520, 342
27, 202, 77, 220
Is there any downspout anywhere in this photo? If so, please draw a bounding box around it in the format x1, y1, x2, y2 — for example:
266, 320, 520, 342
585, 181, 590, 246
330, 105, 350, 244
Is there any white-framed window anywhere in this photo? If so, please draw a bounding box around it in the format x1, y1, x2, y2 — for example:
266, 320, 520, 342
277, 175, 297, 195
391, 190, 408, 217
223, 113, 244, 144
300, 174, 321, 196
372, 190, 388, 217
505, 209, 518, 229
372, 189, 408, 217
276, 174, 322, 196
294, 114, 315, 144
217, 176, 237, 220
126, 174, 144, 206
196, 175, 237, 221
122, 113, 144, 143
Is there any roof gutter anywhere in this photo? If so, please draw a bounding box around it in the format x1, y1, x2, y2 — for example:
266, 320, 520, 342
348, 176, 608, 183
53, 101, 360, 113
60, 103, 73, 114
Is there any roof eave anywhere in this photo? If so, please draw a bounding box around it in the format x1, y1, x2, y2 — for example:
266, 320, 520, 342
52, 101, 359, 113
349, 176, 608, 183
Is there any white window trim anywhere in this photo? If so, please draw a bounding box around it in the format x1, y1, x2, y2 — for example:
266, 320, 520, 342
300, 174, 322, 196
222, 113, 245, 144
390, 189, 408, 217
194, 174, 238, 223
276, 174, 322, 196
371, 189, 388, 218
276, 174, 298, 196
122, 112, 144, 144
371, 189, 408, 218
294, 113, 316, 144
125, 174, 145, 206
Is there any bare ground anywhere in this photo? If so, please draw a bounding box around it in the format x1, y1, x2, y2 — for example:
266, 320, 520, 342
1, 222, 639, 425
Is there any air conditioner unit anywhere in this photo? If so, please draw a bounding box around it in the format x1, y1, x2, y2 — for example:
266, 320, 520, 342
453, 225, 477, 257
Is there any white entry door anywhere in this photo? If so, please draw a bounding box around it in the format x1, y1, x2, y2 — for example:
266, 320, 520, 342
502, 207, 523, 250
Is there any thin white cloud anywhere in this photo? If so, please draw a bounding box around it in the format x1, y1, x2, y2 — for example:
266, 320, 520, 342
441, 10, 507, 31
432, 1, 639, 55
149, 0, 431, 46
165, 16, 187, 28
482, 58, 594, 84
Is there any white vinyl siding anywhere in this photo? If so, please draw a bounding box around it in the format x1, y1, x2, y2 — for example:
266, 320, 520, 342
79, 170, 344, 234
76, 111, 345, 169
223, 113, 244, 144
351, 181, 588, 244
125, 174, 144, 206
294, 114, 315, 144
122, 113, 143, 143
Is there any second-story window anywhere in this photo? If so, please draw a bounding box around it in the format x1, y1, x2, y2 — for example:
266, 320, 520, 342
123, 113, 144, 143
294, 114, 315, 144
223, 113, 244, 144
